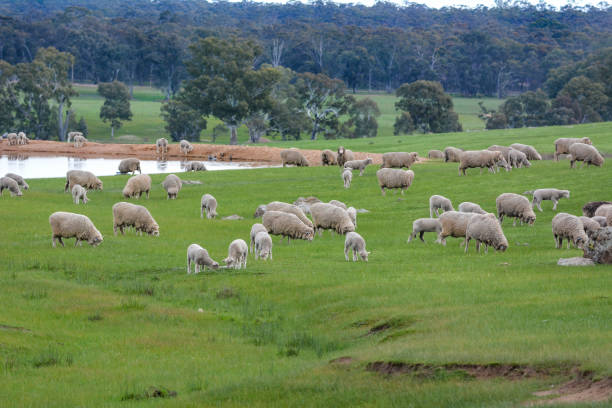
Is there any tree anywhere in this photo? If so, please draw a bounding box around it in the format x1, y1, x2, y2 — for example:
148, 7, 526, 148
555, 76, 608, 123
393, 112, 415, 135
344, 97, 380, 138
75, 116, 88, 137
394, 80, 462, 133
160, 96, 207, 142
498, 90, 549, 128
98, 81, 132, 139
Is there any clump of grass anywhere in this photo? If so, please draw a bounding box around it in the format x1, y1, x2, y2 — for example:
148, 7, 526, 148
87, 312, 103, 321
122, 281, 155, 296
22, 289, 48, 300
31, 347, 73, 368
120, 386, 177, 401
118, 298, 147, 311
216, 287, 239, 299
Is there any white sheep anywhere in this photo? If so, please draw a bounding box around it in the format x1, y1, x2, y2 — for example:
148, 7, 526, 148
280, 149, 309, 167
180, 139, 194, 155
321, 149, 337, 166
342, 168, 352, 189
185, 161, 207, 172
0, 176, 23, 196
407, 218, 442, 243
310, 203, 355, 236
17, 132, 29, 145
7, 133, 18, 145
71, 184, 89, 204
122, 174, 152, 199
582, 201, 612, 217
579, 216, 603, 239
376, 168, 414, 195
510, 143, 542, 160
525, 189, 570, 212
458, 150, 503, 175
508, 148, 531, 168
429, 195, 454, 218
437, 211, 476, 246
465, 213, 509, 254
4, 173, 29, 190
590, 216, 607, 227
262, 210, 314, 242
256, 201, 313, 228
568, 143, 604, 168
443, 146, 463, 162
427, 150, 444, 159
67, 131, 82, 143
65, 170, 103, 192
254, 231, 273, 260
292, 196, 322, 215
381, 152, 419, 169
201, 194, 218, 219
346, 206, 357, 228
552, 213, 588, 249
328, 199, 348, 210
156, 138, 168, 156
250, 223, 268, 252
554, 137, 591, 161
49, 211, 103, 247
336, 146, 355, 167
458, 202, 487, 214
344, 231, 369, 262
187, 244, 219, 274
344, 158, 373, 176
594, 205, 612, 227
162, 174, 182, 199
118, 158, 141, 175
496, 193, 536, 226
487, 145, 512, 161
73, 134, 87, 148
224, 239, 248, 269
112, 201, 159, 236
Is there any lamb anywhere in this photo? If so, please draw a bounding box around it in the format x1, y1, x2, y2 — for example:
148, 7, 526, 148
112, 201, 159, 236
49, 211, 103, 247
428, 150, 444, 159
508, 148, 531, 168
64, 170, 103, 192
429, 195, 454, 218
71, 184, 89, 204
487, 145, 512, 161
310, 203, 355, 235
346, 206, 357, 228
293, 196, 322, 215
590, 216, 607, 227
407, 218, 442, 243
381, 152, 419, 169
328, 199, 348, 210
73, 134, 87, 148
458, 202, 487, 214
201, 194, 218, 219
156, 138, 168, 156
551, 213, 588, 249
280, 149, 309, 167
162, 174, 182, 199
180, 139, 194, 155
262, 210, 314, 241
443, 146, 463, 162
185, 161, 207, 172
321, 149, 337, 166
255, 201, 313, 228
376, 168, 414, 196
4, 173, 28, 190
250, 223, 268, 252
336, 146, 355, 167
187, 244, 219, 274
437, 211, 476, 246
254, 231, 273, 260
458, 150, 503, 175
344, 158, 373, 176
122, 174, 152, 199
568, 143, 604, 168
579, 216, 603, 239
0, 176, 23, 196
554, 137, 592, 161
524, 188, 570, 211
510, 143, 542, 160
67, 131, 82, 143
7, 133, 18, 145
496, 193, 536, 226
224, 239, 248, 269
118, 158, 141, 175
17, 132, 29, 145
582, 201, 612, 217
344, 232, 369, 262
465, 213, 509, 254
342, 168, 352, 189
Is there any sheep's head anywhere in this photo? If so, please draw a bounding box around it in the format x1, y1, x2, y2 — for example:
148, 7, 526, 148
253, 205, 266, 218
524, 213, 536, 225
495, 242, 508, 252
122, 188, 131, 198
89, 233, 103, 247
562, 190, 570, 199
338, 146, 345, 155
23, 182, 29, 190
210, 261, 219, 269
574, 234, 588, 249
148, 224, 160, 236
360, 250, 370, 262
582, 137, 592, 145
365, 158, 373, 165
95, 180, 103, 190
410, 152, 419, 161
523, 158, 532, 168
304, 229, 314, 241
223, 257, 236, 268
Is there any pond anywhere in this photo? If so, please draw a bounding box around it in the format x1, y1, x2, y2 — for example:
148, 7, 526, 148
0, 155, 276, 179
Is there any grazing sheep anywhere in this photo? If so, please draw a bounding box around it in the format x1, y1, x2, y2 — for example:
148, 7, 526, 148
582, 201, 612, 217
429, 195, 454, 218
112, 202, 159, 236
328, 199, 348, 210
257, 201, 313, 228
579, 216, 603, 239
458, 202, 487, 214
185, 161, 207, 172
310, 203, 355, 236
67, 131, 82, 143
73, 134, 87, 148
487, 145, 512, 161
428, 150, 444, 159
344, 158, 373, 176
443, 146, 463, 162
465, 213, 509, 254
496, 193, 536, 226
510, 143, 542, 160
376, 168, 414, 195
508, 148, 531, 168
591, 216, 607, 227
17, 132, 29, 145
49, 211, 103, 247
7, 133, 18, 145
201, 194, 218, 219
342, 168, 352, 189
347, 206, 357, 228
554, 137, 592, 161
156, 138, 168, 156
262, 210, 314, 241
293, 196, 322, 215
187, 244, 219, 274
337, 146, 355, 167
321, 149, 337, 166
65, 170, 103, 192
253, 204, 267, 218
180, 139, 194, 155
437, 211, 476, 246
71, 184, 89, 204
162, 174, 182, 199
0, 176, 23, 196
552, 213, 588, 249
4, 173, 28, 190
568, 143, 604, 168
122, 174, 152, 199
594, 205, 612, 226
381, 152, 419, 169
224, 239, 248, 269
458, 150, 502, 176
250, 223, 268, 252
493, 156, 511, 173
280, 149, 309, 167
344, 231, 369, 262
118, 158, 141, 175
407, 218, 442, 243
254, 231, 273, 260
525, 188, 570, 212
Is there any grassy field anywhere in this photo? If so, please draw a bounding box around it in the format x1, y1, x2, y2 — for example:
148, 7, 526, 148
1, 124, 611, 406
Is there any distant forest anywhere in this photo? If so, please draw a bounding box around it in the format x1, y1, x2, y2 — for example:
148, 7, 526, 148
0, 0, 610, 98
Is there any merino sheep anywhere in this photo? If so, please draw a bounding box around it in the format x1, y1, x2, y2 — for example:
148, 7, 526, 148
49, 211, 103, 247
67, 131, 82, 143
381, 152, 419, 169
262, 210, 314, 241
407, 218, 442, 243
554, 137, 592, 161
118, 158, 141, 175
342, 168, 352, 189
201, 194, 218, 219
428, 150, 444, 159
344, 232, 369, 262
73, 134, 87, 148
552, 213, 588, 249
458, 202, 487, 214
250, 223, 268, 252
310, 203, 355, 236
376, 168, 414, 196
525, 188, 570, 212
187, 244, 219, 274
443, 146, 463, 163
5, 173, 29, 190
122, 174, 152, 199
594, 205, 612, 226
465, 213, 509, 254
7, 133, 18, 145
0, 176, 23, 196
257, 201, 313, 228
337, 146, 355, 167
65, 170, 103, 192
487, 145, 512, 161
180, 139, 194, 155
429, 195, 454, 218
510, 143, 542, 160
112, 202, 159, 236
437, 211, 476, 246
254, 231, 273, 260
185, 161, 207, 172
162, 174, 182, 199
458, 150, 502, 176
280, 149, 309, 167
346, 206, 357, 228
224, 239, 248, 269
321, 149, 337, 166
582, 201, 612, 217
494, 156, 511, 173
568, 143, 604, 168
71, 184, 89, 204
328, 199, 348, 210
344, 158, 373, 176
293, 196, 322, 215
496, 193, 536, 226
17, 132, 28, 145
253, 204, 267, 218
156, 138, 168, 156
591, 216, 607, 227
579, 216, 603, 239
508, 148, 531, 168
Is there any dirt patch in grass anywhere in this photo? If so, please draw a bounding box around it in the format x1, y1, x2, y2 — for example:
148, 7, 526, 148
529, 374, 612, 405
329, 356, 354, 365
216, 287, 239, 299
0, 324, 32, 333
121, 386, 177, 401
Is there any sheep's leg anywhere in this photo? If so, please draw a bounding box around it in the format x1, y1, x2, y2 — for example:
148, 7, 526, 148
359, 169, 363, 176
484, 244, 489, 254
536, 201, 543, 212
419, 231, 425, 242
407, 232, 414, 243
464, 237, 470, 253
74, 238, 80, 247
270, 250, 273, 260
512, 218, 517, 227
353, 249, 357, 262
566, 239, 571, 249
187, 259, 191, 274
475, 241, 480, 253
552, 199, 558, 210
344, 246, 350, 261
